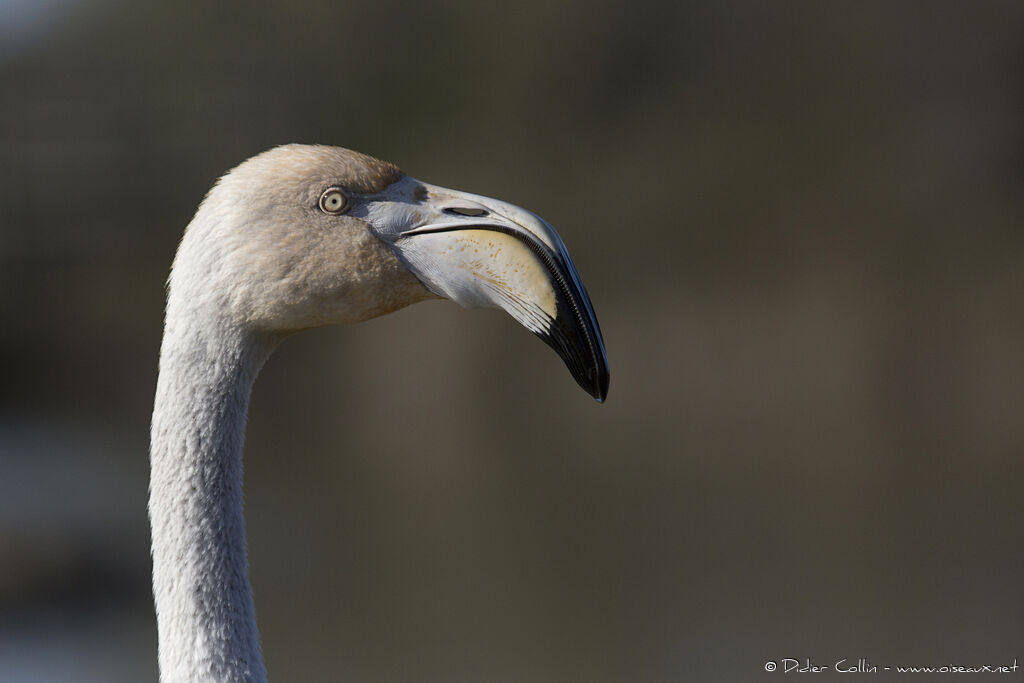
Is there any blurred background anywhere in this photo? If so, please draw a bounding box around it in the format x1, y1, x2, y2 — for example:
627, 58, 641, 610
2, 1, 1023, 681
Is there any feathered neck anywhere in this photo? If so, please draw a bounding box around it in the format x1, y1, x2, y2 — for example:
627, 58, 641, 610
149, 291, 277, 683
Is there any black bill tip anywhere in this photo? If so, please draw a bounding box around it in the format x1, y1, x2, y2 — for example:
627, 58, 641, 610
537, 287, 610, 404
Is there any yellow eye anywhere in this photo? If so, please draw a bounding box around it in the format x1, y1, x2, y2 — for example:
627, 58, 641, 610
319, 188, 348, 214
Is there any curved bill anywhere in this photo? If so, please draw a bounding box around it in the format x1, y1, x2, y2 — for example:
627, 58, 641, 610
358, 176, 610, 402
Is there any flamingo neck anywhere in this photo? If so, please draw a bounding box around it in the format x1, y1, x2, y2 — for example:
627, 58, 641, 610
149, 302, 276, 683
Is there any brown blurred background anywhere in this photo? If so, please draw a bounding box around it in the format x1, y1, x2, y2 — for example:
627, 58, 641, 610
1, 1, 1023, 681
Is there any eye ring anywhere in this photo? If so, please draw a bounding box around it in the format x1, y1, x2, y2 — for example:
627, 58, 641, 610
319, 187, 349, 215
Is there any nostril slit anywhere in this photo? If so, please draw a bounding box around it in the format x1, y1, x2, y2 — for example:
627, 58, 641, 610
445, 207, 488, 217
